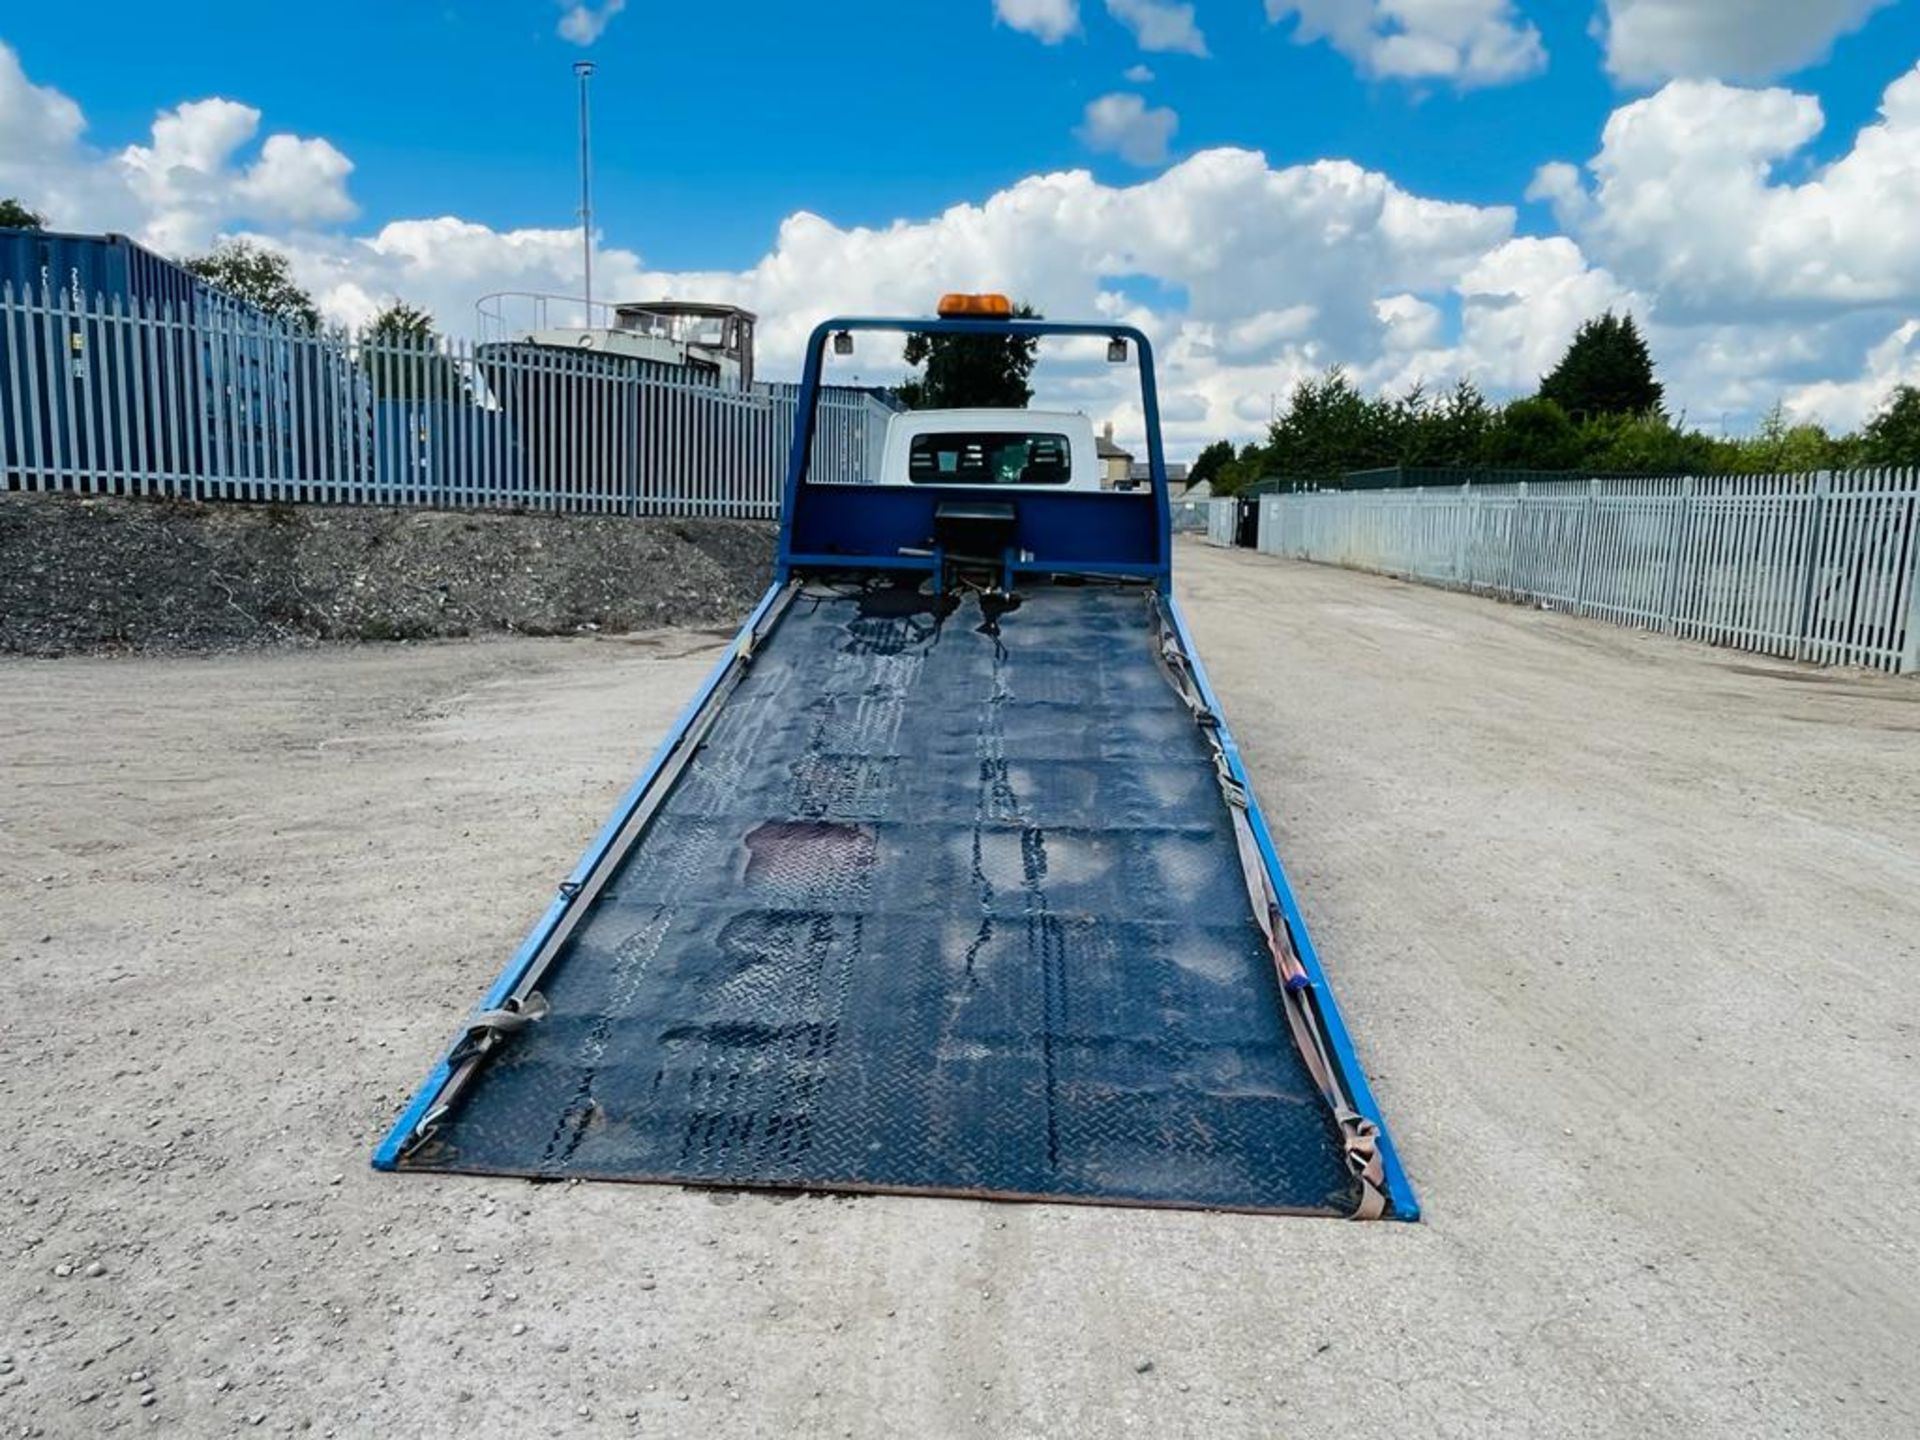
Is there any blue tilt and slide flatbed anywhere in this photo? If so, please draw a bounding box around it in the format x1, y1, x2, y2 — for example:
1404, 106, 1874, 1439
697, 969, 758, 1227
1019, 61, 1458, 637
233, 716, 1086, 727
375, 311, 1416, 1219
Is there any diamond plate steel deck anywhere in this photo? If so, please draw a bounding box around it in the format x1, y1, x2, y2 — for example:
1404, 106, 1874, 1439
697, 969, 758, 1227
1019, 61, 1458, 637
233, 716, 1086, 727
394, 583, 1368, 1215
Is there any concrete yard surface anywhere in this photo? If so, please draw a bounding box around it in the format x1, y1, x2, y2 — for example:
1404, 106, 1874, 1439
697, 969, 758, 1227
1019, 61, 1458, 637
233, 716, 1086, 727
2, 537, 1916, 1437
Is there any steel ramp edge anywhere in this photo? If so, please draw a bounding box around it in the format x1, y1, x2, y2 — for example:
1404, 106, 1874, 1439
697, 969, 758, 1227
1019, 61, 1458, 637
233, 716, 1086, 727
371, 579, 795, 1173
374, 580, 1415, 1220
1157, 590, 1418, 1222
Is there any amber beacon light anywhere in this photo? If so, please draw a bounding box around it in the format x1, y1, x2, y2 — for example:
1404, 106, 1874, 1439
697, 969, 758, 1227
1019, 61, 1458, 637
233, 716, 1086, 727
936, 293, 1014, 318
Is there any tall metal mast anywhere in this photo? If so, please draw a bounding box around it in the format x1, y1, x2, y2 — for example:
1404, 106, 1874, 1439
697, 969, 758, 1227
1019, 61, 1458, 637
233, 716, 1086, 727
573, 60, 596, 317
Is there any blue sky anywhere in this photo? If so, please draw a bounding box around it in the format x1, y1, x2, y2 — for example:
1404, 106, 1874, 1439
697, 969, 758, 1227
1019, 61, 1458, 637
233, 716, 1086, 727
7, 0, 1912, 262
4, 2, 1920, 453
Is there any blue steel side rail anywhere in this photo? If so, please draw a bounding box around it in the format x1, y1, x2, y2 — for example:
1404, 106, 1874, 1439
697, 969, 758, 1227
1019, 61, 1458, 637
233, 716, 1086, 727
372, 579, 796, 1170
1157, 590, 1420, 1221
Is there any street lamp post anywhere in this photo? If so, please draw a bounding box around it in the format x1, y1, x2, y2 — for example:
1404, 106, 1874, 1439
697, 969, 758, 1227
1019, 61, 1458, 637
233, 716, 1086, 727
574, 60, 596, 319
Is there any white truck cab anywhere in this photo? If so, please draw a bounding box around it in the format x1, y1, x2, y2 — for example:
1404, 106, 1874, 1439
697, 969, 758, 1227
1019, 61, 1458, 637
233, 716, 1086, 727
878, 409, 1103, 492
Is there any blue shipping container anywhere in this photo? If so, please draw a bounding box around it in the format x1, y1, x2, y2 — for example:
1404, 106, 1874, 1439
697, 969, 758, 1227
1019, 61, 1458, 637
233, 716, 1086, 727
1, 230, 209, 489
374, 399, 524, 504
0, 228, 202, 314
0, 228, 346, 493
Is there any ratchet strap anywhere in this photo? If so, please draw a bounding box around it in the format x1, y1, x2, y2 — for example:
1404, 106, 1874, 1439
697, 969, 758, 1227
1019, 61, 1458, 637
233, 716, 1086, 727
1152, 605, 1389, 1220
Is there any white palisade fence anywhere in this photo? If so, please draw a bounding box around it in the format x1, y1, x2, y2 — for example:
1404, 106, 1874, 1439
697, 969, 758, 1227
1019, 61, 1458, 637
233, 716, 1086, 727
0, 284, 895, 517
1170, 498, 1212, 534
1255, 473, 1920, 673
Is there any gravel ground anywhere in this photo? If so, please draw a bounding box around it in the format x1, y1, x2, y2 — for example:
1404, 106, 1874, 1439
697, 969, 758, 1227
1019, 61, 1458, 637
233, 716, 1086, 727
0, 494, 775, 655
1, 538, 1916, 1438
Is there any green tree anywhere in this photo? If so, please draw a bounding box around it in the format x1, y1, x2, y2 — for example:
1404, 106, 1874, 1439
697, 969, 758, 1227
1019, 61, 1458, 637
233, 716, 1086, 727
367, 300, 436, 344
1539, 311, 1664, 421
182, 240, 320, 330
1212, 443, 1267, 497
1575, 411, 1716, 473
1860, 385, 1920, 465
363, 300, 466, 403
1484, 397, 1582, 470
1397, 379, 1495, 468
1265, 367, 1398, 481
1189, 439, 1235, 490
1262, 375, 1501, 480
0, 197, 46, 230
896, 302, 1041, 409
1713, 402, 1856, 473
1776, 424, 1855, 471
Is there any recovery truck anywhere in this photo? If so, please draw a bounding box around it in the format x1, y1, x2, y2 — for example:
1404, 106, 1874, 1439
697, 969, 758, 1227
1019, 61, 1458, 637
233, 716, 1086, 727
376, 295, 1415, 1220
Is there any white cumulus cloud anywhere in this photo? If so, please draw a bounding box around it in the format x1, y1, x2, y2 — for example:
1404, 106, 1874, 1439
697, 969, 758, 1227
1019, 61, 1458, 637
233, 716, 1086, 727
997, 0, 1204, 55
1599, 0, 1899, 86
1537, 63, 1920, 318
1454, 238, 1641, 391
245, 148, 1514, 456
994, 0, 1080, 43
117, 99, 355, 253
1077, 92, 1180, 165
1105, 0, 1208, 57
1, 49, 356, 255
1267, 0, 1547, 89
0, 40, 83, 156
233, 134, 357, 230
557, 0, 627, 47
1785, 320, 1920, 431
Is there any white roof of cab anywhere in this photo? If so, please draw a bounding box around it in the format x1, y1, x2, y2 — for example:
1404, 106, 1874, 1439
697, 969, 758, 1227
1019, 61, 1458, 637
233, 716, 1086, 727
885, 408, 1092, 431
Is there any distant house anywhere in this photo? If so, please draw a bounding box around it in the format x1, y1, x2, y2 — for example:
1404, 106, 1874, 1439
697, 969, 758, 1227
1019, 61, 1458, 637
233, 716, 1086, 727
1128, 459, 1191, 493
1092, 425, 1200, 493
1096, 422, 1134, 488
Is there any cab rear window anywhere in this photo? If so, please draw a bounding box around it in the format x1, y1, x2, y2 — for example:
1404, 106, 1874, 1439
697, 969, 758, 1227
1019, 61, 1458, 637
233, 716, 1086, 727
906, 432, 1072, 485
